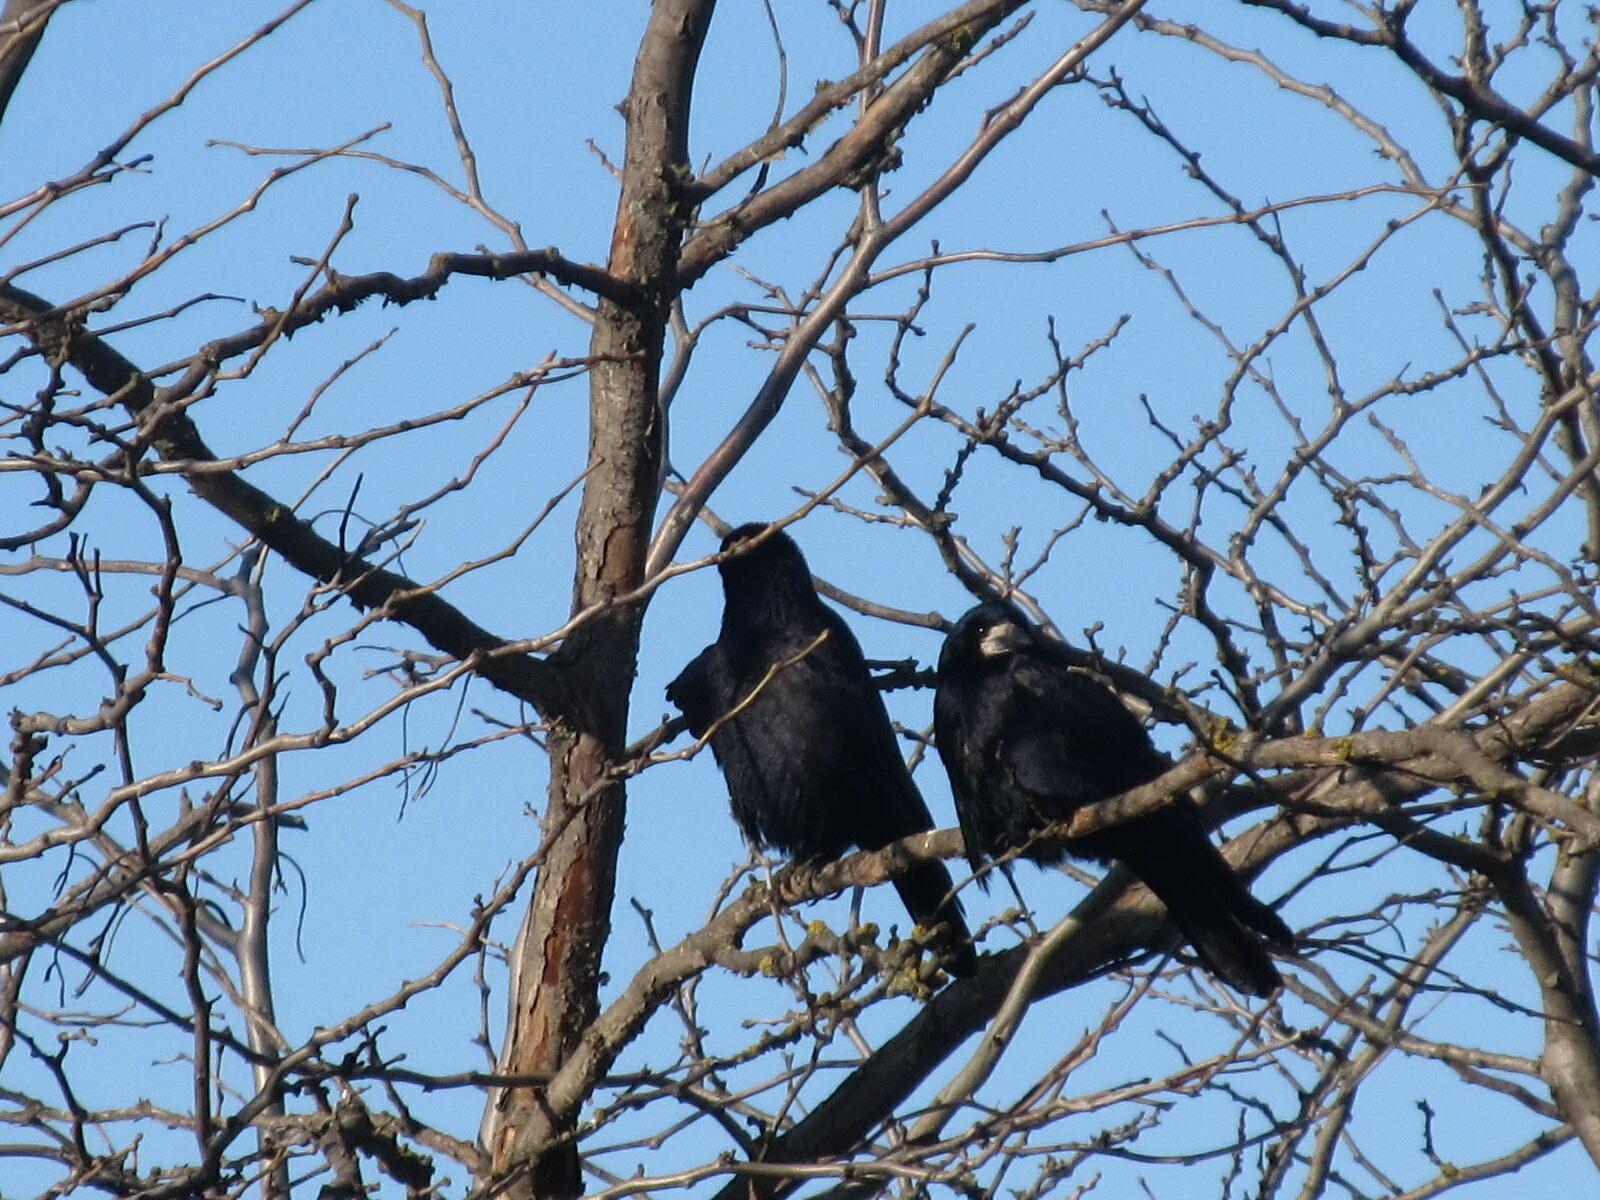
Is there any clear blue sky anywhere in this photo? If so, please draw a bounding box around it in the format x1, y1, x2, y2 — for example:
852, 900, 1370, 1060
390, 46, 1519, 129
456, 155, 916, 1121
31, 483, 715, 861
0, 2, 1588, 1196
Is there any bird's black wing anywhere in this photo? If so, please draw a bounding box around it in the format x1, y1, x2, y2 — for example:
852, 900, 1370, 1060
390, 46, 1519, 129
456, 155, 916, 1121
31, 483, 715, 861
807, 612, 947, 847
670, 633, 845, 854
693, 612, 918, 853
931, 683, 993, 880
936, 652, 1168, 868
806, 612, 976, 974
1002, 652, 1172, 805
666, 644, 729, 739
933, 659, 1022, 881
701, 611, 973, 974
1001, 653, 1289, 997
738, 621, 876, 860
670, 528, 975, 977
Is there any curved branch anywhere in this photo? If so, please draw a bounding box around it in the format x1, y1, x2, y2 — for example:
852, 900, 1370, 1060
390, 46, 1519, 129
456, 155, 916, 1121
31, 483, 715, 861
1240, 0, 1600, 176
676, 1, 1026, 286
0, 282, 584, 727
664, 676, 1596, 1196
649, 0, 1147, 575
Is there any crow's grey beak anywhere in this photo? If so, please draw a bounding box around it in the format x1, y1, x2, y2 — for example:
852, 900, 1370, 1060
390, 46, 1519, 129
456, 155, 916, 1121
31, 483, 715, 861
979, 621, 1028, 657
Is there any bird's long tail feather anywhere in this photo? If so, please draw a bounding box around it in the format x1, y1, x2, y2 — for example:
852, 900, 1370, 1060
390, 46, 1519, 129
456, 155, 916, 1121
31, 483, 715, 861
893, 861, 978, 979
1120, 838, 1292, 998
1160, 884, 1284, 998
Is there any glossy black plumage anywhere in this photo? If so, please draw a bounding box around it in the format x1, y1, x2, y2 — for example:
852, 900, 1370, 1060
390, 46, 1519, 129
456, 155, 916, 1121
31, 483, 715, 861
933, 601, 1292, 996
667, 524, 976, 978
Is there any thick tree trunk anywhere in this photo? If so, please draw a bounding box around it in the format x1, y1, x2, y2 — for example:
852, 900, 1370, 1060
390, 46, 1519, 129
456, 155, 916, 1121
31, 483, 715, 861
481, 4, 717, 1196
0, 0, 56, 127
1503, 837, 1600, 1168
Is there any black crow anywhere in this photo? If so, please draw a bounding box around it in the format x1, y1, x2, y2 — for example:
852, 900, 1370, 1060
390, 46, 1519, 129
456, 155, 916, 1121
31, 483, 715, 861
933, 600, 1291, 996
667, 523, 976, 978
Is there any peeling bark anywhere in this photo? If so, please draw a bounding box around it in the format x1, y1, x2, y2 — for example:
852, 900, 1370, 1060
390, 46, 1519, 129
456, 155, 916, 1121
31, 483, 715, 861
480, 4, 718, 1196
